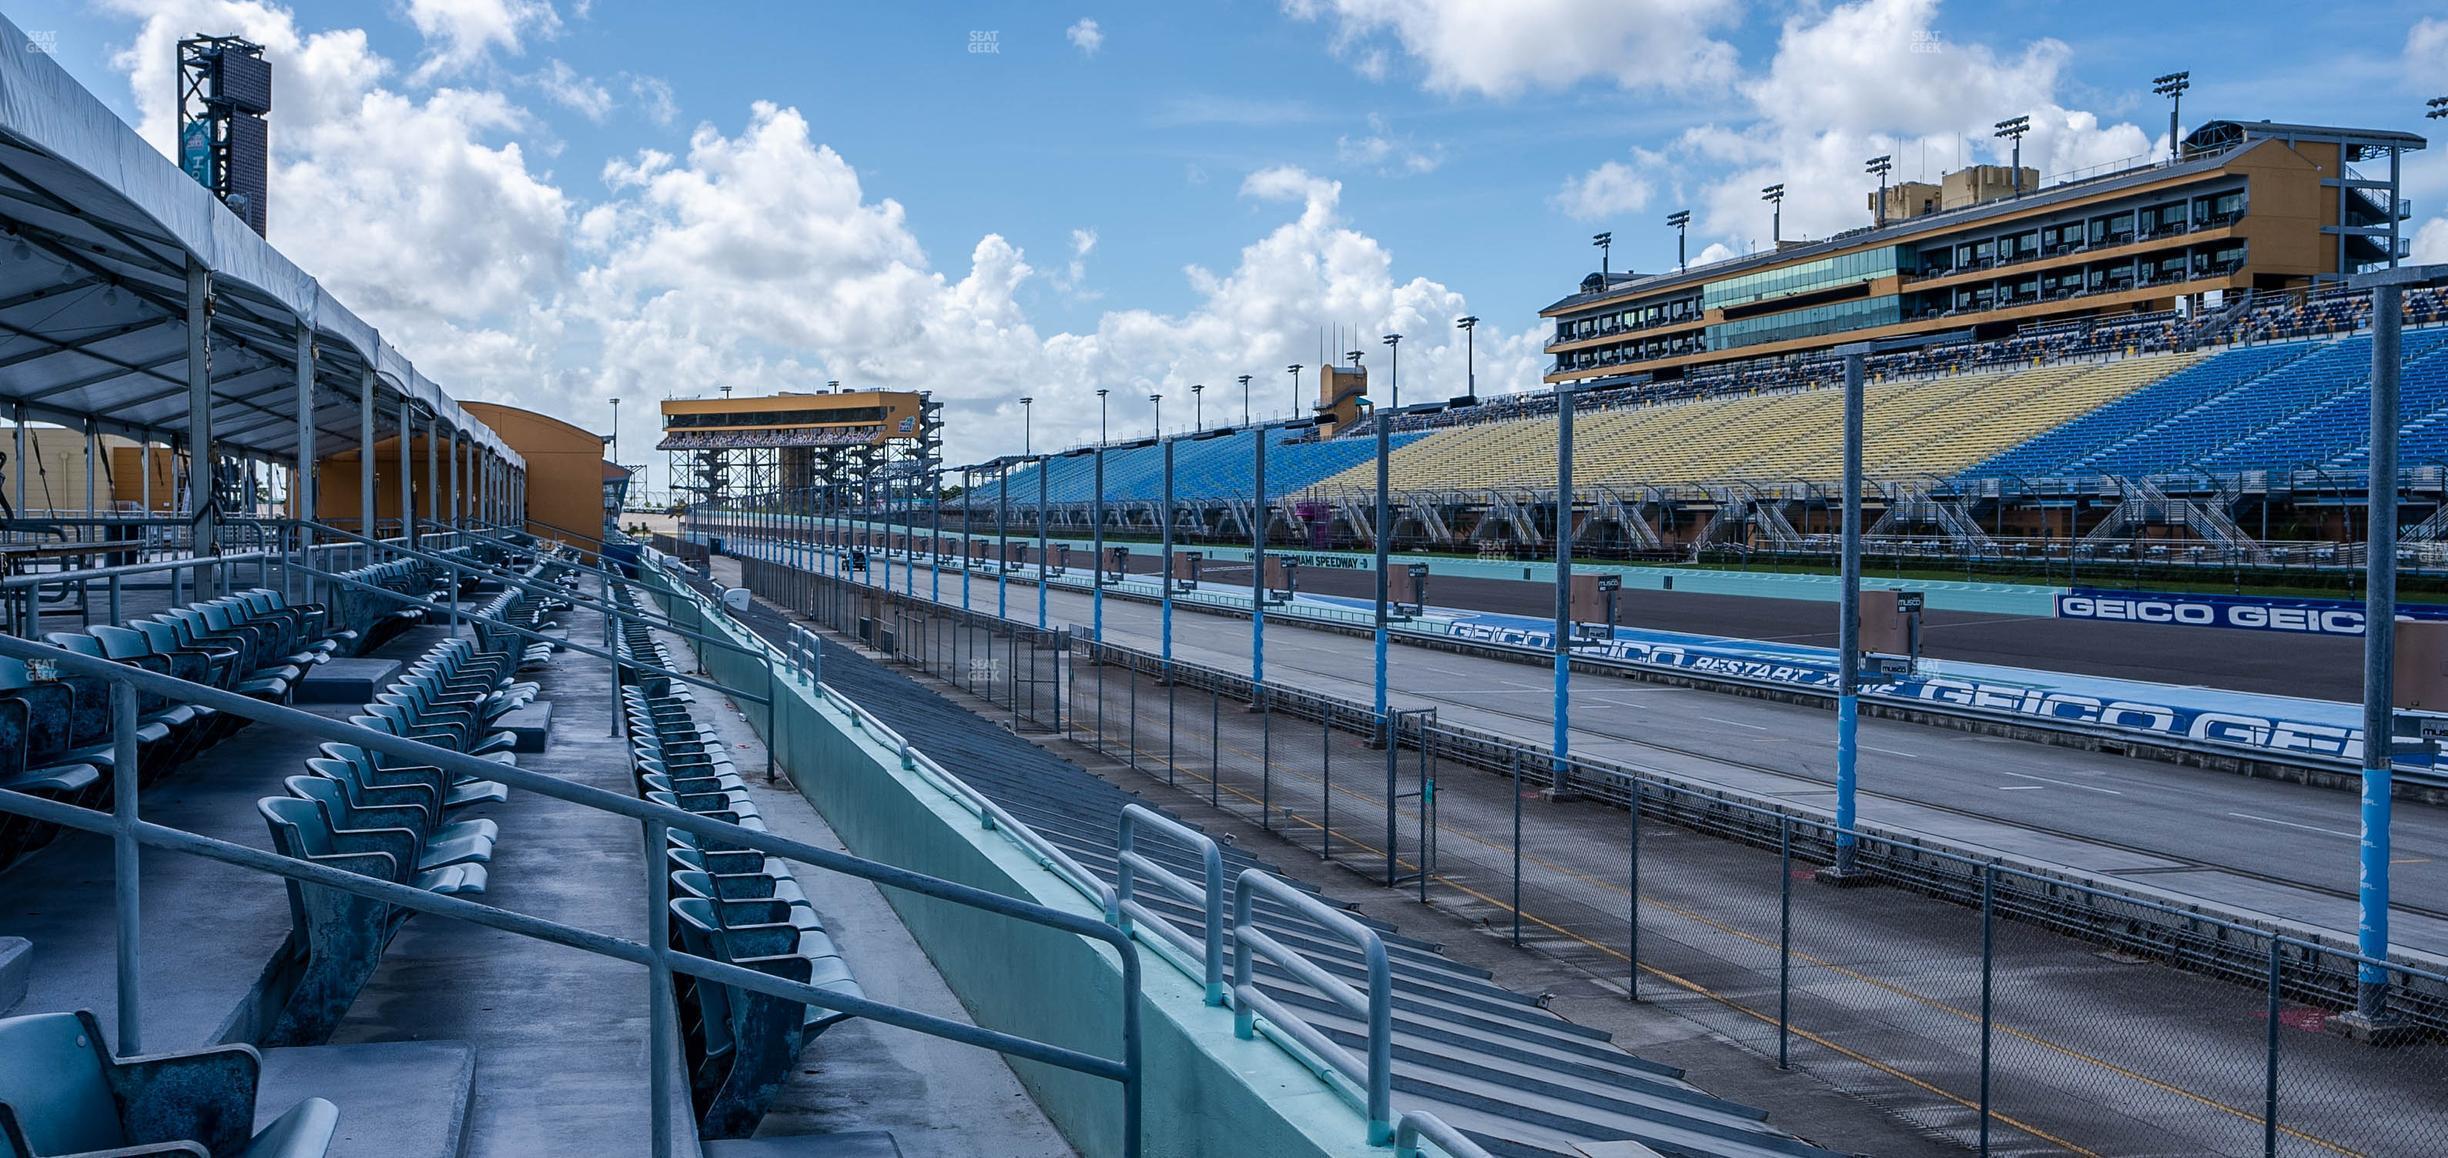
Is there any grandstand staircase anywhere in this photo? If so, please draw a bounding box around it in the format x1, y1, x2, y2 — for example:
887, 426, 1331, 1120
1693, 484, 1803, 554
1474, 489, 1544, 548
1587, 486, 1666, 552
2082, 477, 2267, 559
1868, 482, 1997, 554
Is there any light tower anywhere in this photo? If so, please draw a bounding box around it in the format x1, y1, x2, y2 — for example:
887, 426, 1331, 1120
1237, 374, 1253, 425
1865, 155, 1893, 227
1761, 184, 1785, 246
1020, 396, 1034, 454
1191, 383, 1204, 431
2153, 71, 2190, 163
1665, 210, 1691, 272
1455, 316, 1479, 403
1381, 333, 1402, 409
1591, 231, 1612, 285
1285, 363, 1303, 419
1994, 116, 2032, 198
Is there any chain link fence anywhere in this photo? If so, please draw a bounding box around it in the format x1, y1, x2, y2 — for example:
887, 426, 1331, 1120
721, 541, 2448, 1157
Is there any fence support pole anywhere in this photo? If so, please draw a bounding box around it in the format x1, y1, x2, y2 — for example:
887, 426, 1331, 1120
2264, 938, 2282, 1158
1980, 862, 1995, 1157
1777, 814, 1792, 1070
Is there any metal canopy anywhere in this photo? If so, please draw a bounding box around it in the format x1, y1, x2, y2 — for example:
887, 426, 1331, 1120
0, 14, 520, 469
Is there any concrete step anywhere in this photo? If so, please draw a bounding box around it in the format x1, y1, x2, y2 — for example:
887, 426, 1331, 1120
257, 1039, 477, 1158
703, 1133, 904, 1157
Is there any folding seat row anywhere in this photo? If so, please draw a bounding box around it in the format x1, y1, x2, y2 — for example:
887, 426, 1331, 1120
0, 588, 349, 871
621, 674, 860, 1140
323, 558, 442, 656
254, 633, 532, 1045
0, 1009, 339, 1157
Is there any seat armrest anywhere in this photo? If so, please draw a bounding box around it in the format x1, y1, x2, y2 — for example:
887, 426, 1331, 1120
237, 1096, 339, 1158
102, 1033, 263, 1157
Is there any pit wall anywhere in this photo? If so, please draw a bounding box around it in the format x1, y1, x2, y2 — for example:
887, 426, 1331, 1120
691, 518, 2062, 615
636, 559, 1379, 1158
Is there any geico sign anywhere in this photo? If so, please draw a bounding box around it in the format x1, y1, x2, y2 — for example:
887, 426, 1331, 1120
2057, 595, 2364, 636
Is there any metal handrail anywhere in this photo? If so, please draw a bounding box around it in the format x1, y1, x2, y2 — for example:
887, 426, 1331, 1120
1395, 1110, 1490, 1158
1232, 867, 1393, 1144
1118, 804, 1226, 1005
0, 633, 1143, 1157
643, 556, 1120, 921
0, 549, 274, 589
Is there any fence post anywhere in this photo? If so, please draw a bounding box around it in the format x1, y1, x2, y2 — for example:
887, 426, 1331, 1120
2265, 938, 2282, 1158
1511, 746, 1524, 948
1259, 685, 1273, 831
1777, 813, 1792, 1070
1980, 861, 1995, 1157
1628, 773, 1641, 1001
1321, 705, 1333, 861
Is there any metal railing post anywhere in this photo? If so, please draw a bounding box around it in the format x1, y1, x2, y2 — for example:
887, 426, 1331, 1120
111, 678, 142, 1056
646, 817, 675, 1158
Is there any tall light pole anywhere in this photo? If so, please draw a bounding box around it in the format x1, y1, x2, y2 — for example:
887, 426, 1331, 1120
1382, 333, 1402, 409
2152, 71, 2190, 163
609, 396, 621, 467
1238, 374, 1253, 426
1550, 381, 1576, 798
1150, 392, 1163, 439
1666, 210, 1691, 272
1833, 342, 1869, 878
1995, 116, 2031, 197
1455, 316, 1478, 403
1093, 387, 1108, 640
1761, 184, 1785, 246
1285, 364, 1303, 421
1591, 231, 1612, 285
1020, 396, 1034, 455
1865, 155, 1893, 227
1191, 383, 1204, 432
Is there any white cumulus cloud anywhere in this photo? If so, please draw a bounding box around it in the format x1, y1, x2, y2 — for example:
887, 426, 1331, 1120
1066, 18, 1104, 56
1283, 0, 1740, 98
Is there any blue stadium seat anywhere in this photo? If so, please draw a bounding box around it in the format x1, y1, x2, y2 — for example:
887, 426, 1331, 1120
0, 1009, 338, 1157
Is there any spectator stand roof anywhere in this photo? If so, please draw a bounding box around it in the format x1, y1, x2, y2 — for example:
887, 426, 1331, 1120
0, 14, 519, 470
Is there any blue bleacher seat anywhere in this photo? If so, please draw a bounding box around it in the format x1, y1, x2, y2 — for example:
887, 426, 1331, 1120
0, 1009, 337, 1157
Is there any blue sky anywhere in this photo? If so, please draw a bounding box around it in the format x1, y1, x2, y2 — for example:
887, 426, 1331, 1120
9, 0, 2447, 487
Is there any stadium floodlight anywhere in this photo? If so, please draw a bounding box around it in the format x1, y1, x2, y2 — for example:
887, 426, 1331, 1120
2152, 71, 2190, 163
1382, 333, 1403, 409
1864, 155, 1893, 226
1760, 184, 1785, 245
2429, 96, 2448, 120
608, 396, 620, 464
1019, 396, 1033, 454
1237, 373, 1253, 425
1591, 231, 1613, 285
1190, 383, 1204, 431
1095, 387, 1109, 443
1285, 363, 1303, 420
1994, 116, 2032, 197
1454, 316, 1480, 403
1665, 210, 1692, 272
1149, 392, 1163, 438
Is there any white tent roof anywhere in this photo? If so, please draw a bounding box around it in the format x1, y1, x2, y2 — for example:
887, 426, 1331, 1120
0, 14, 522, 469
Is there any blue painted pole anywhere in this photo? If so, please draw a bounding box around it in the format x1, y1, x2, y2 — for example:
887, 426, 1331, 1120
1251, 427, 1268, 688
1373, 405, 1391, 724
1835, 346, 1865, 876
1550, 384, 1573, 796
1037, 456, 1049, 630
1092, 446, 1105, 642
959, 465, 969, 614
931, 468, 942, 604
1161, 437, 1175, 668
997, 466, 1009, 620
2358, 280, 2402, 1021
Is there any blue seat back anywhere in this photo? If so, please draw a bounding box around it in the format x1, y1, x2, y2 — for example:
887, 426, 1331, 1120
0, 1011, 124, 1154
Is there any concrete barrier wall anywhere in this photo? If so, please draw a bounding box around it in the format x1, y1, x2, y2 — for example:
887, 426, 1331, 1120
640, 562, 1381, 1158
